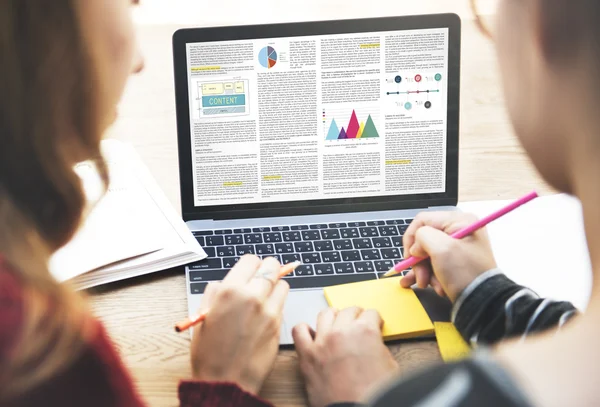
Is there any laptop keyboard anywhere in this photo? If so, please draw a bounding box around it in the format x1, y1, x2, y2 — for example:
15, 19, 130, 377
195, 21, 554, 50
188, 219, 413, 294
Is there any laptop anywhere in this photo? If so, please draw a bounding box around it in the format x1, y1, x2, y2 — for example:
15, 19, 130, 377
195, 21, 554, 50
172, 14, 461, 345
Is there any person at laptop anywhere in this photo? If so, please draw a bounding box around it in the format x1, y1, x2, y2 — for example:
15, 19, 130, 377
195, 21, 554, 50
0, 3, 596, 407
0, 1, 288, 406
292, 1, 600, 407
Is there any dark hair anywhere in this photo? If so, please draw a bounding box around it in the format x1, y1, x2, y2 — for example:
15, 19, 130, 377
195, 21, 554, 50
0, 0, 108, 400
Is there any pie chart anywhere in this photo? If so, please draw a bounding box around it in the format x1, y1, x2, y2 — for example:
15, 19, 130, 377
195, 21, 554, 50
258, 46, 277, 69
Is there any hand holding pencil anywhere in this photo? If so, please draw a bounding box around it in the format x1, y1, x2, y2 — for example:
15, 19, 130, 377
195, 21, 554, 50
184, 255, 295, 396
395, 210, 499, 301
385, 191, 537, 301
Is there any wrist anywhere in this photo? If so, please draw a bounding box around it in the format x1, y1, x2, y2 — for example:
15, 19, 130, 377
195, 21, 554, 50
179, 381, 270, 407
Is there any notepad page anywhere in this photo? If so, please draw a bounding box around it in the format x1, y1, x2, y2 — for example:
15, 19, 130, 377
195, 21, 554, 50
324, 277, 434, 341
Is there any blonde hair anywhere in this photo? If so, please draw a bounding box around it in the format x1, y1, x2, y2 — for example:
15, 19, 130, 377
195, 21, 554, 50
0, 0, 108, 400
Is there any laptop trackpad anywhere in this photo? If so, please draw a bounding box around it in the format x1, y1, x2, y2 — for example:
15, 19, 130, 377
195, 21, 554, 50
280, 290, 329, 345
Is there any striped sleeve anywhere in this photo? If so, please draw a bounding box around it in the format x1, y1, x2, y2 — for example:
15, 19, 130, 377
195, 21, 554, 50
451, 269, 578, 346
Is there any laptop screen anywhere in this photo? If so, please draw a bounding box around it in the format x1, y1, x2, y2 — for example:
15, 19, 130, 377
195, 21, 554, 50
184, 26, 450, 209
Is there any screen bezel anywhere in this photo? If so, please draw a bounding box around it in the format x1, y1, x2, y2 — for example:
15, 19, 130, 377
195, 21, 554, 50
173, 14, 461, 221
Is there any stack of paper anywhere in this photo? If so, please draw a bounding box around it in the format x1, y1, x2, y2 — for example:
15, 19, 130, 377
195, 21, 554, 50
49, 140, 206, 290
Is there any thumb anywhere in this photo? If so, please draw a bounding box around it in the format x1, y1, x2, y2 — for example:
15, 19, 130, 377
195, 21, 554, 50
410, 226, 454, 258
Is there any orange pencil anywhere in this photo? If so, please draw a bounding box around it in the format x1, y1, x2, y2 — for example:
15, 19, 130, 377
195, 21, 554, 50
174, 261, 301, 332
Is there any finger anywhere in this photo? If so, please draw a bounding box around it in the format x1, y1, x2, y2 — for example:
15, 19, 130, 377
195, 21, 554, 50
430, 274, 446, 297
223, 254, 262, 285
400, 270, 416, 288
192, 282, 220, 340
413, 263, 430, 289
292, 323, 315, 356
263, 279, 290, 316
403, 211, 476, 253
316, 307, 337, 337
333, 306, 363, 329
198, 281, 220, 311
358, 309, 384, 331
414, 226, 456, 259
246, 257, 281, 299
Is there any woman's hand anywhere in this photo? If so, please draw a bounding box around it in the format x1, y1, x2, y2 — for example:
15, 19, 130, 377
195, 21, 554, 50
190, 255, 289, 395
400, 211, 497, 301
293, 307, 398, 407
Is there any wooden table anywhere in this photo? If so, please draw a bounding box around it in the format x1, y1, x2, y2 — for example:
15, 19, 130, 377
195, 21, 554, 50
91, 12, 554, 407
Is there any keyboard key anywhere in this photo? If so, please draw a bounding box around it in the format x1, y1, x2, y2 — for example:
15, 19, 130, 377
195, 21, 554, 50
347, 222, 366, 227
190, 282, 208, 294
398, 225, 409, 234
189, 258, 222, 270
406, 219, 414, 224
294, 242, 314, 252
355, 261, 375, 273
309, 224, 328, 229
216, 246, 235, 257
193, 230, 213, 236
374, 260, 395, 271
255, 244, 274, 255
190, 269, 228, 282
234, 228, 251, 233
291, 225, 309, 230
275, 243, 294, 254
282, 253, 301, 264
206, 236, 224, 246
225, 235, 243, 245
381, 248, 402, 260
367, 221, 385, 226
253, 227, 270, 232
314, 264, 334, 275
372, 237, 392, 248
321, 251, 341, 263
282, 273, 375, 289
223, 257, 240, 268
321, 229, 340, 239
360, 249, 381, 260
236, 245, 255, 255
283, 231, 302, 241
359, 227, 378, 237
302, 230, 321, 240
295, 265, 315, 276
264, 232, 282, 243
333, 239, 352, 250
328, 222, 347, 228
244, 234, 263, 244
340, 228, 359, 238
392, 236, 403, 247
213, 229, 232, 235
378, 226, 399, 236
195, 236, 205, 246
301, 253, 322, 264
386, 219, 405, 225
334, 262, 355, 274
352, 238, 372, 249
341, 250, 360, 262
272, 226, 290, 231
203, 247, 216, 257
314, 240, 333, 251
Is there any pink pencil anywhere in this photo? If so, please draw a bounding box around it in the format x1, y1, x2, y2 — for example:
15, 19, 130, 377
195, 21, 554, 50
383, 191, 539, 277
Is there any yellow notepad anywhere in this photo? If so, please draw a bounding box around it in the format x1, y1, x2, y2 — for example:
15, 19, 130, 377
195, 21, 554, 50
323, 277, 434, 341
434, 322, 471, 362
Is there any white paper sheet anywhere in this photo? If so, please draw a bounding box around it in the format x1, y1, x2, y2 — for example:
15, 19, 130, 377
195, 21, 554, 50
49, 140, 206, 287
458, 194, 592, 310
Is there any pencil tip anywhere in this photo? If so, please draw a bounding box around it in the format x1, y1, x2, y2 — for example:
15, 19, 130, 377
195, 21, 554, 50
174, 326, 181, 332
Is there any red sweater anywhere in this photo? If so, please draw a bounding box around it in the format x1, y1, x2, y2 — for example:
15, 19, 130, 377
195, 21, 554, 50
0, 257, 272, 407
